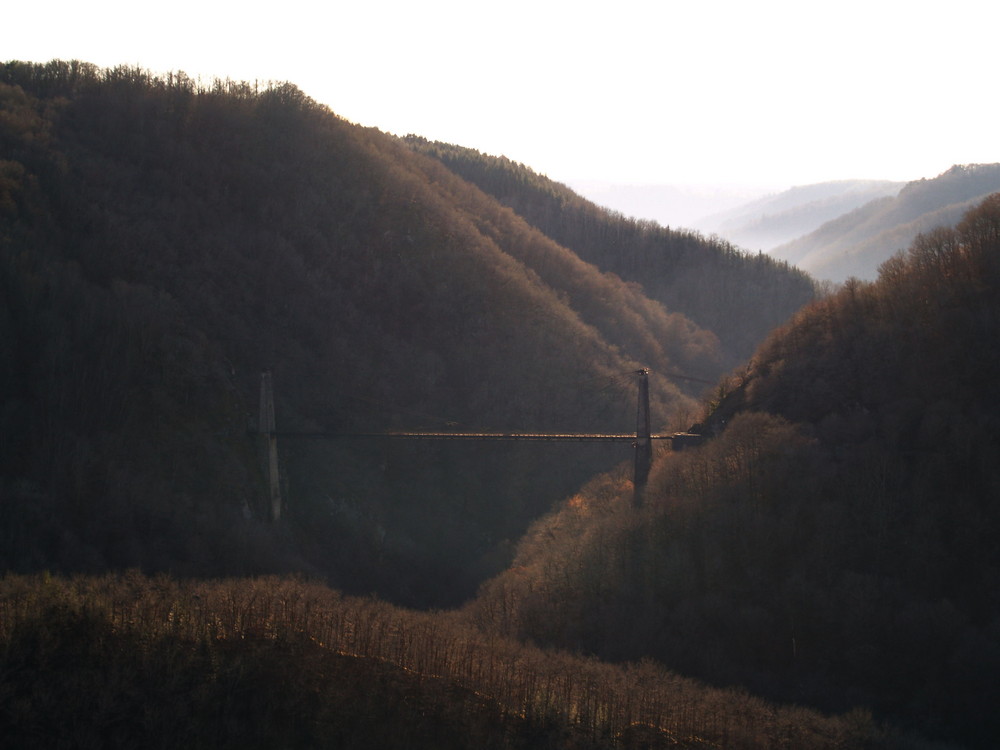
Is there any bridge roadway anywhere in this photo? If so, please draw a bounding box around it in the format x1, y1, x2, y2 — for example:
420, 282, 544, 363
273, 432, 676, 442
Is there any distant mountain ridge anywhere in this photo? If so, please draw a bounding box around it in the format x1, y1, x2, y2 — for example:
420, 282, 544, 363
563, 180, 774, 231
701, 179, 904, 251
771, 164, 1000, 281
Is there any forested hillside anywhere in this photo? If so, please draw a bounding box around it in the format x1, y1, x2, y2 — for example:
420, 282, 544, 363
403, 138, 818, 367
0, 60, 817, 608
772, 164, 1000, 281
470, 195, 1000, 748
0, 60, 713, 606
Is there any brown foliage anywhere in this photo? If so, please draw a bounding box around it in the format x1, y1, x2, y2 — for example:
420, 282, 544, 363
0, 572, 893, 749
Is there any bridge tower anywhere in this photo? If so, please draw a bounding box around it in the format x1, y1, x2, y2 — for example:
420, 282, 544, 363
633, 368, 652, 506
259, 370, 282, 522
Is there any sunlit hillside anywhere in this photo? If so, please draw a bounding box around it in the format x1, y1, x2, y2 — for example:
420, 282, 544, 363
403, 138, 818, 367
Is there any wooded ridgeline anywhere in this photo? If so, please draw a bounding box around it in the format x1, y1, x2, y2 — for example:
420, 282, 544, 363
0, 572, 909, 750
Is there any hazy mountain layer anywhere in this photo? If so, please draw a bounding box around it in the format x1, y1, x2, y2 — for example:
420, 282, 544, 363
564, 180, 774, 232
771, 164, 1000, 281
701, 179, 904, 251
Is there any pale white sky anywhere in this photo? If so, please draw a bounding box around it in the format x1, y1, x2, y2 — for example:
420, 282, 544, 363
5, 0, 997, 189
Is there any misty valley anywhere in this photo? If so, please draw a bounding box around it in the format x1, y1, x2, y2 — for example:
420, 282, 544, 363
1, 60, 999, 749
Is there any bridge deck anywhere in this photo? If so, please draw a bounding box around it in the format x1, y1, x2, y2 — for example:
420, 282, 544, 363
273, 432, 675, 442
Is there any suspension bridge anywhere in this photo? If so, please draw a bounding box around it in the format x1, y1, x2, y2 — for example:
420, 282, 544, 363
256, 369, 702, 521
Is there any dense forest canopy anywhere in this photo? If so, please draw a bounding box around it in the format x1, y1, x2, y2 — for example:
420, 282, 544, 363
0, 60, 815, 608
